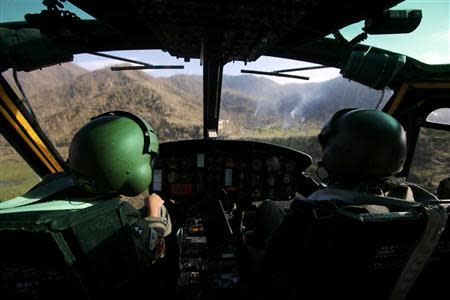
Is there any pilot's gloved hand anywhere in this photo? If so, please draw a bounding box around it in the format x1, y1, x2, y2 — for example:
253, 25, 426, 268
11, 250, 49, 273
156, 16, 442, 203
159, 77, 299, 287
145, 193, 172, 238
147, 193, 164, 217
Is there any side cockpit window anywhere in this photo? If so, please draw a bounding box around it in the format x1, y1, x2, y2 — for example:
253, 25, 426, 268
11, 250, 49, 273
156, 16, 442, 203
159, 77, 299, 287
409, 108, 450, 195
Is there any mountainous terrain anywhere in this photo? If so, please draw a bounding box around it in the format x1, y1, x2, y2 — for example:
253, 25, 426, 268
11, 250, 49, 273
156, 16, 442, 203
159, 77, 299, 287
164, 71, 391, 131
1, 62, 448, 197
3, 63, 87, 96
26, 68, 204, 146
3, 63, 391, 146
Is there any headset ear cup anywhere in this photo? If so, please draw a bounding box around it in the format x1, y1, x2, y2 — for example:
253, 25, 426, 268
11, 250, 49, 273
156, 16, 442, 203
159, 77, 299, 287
124, 162, 152, 196
316, 161, 329, 183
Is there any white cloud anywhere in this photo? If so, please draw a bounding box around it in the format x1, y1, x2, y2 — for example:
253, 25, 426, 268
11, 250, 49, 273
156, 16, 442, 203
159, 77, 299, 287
73, 53, 144, 71
431, 29, 450, 42
280, 68, 340, 83
253, 68, 341, 85
419, 52, 450, 64
224, 57, 341, 84
74, 60, 118, 71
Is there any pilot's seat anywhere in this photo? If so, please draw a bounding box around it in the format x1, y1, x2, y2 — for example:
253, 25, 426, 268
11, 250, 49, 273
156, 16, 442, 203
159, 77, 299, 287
0, 174, 153, 299
255, 195, 446, 300
406, 186, 450, 299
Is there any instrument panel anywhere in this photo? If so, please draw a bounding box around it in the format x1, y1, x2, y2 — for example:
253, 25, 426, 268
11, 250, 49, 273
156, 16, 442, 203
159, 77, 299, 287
151, 139, 318, 208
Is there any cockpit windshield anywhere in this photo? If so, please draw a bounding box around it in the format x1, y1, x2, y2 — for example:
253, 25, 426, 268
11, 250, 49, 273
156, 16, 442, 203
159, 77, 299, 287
1, 51, 395, 201
0, 0, 449, 200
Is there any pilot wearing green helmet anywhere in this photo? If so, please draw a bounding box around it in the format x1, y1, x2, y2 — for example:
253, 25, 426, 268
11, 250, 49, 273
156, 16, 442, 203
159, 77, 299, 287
68, 111, 171, 262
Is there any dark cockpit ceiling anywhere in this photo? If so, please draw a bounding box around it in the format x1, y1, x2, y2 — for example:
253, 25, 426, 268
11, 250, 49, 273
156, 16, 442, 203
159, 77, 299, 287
63, 0, 402, 63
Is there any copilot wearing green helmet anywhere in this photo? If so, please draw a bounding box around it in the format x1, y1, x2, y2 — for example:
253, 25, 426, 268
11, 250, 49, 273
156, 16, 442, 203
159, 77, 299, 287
251, 109, 444, 300
255, 109, 437, 247
68, 111, 171, 262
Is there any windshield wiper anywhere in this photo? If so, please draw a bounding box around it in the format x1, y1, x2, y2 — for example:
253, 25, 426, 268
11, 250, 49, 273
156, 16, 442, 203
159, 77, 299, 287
241, 65, 331, 81
241, 69, 309, 80
88, 52, 184, 71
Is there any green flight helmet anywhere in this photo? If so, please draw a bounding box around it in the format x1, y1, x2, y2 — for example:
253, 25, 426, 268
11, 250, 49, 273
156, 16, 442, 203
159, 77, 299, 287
68, 111, 159, 196
318, 108, 407, 182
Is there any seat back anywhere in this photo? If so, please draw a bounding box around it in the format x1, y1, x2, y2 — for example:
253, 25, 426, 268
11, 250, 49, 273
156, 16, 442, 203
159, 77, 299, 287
407, 201, 450, 299
257, 196, 446, 300
0, 198, 152, 299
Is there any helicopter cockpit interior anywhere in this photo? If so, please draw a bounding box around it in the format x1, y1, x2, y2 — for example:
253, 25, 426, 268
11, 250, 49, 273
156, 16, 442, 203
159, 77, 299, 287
0, 0, 450, 299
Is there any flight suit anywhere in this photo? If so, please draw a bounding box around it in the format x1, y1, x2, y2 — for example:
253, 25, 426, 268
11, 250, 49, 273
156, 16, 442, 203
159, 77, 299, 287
122, 201, 172, 265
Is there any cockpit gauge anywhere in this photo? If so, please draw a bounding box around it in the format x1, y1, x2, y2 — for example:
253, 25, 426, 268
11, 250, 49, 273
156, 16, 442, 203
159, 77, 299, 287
207, 174, 215, 184
266, 156, 281, 173
181, 173, 193, 182
180, 157, 193, 169
252, 189, 262, 199
267, 175, 276, 186
167, 170, 178, 183
285, 160, 296, 172
225, 158, 235, 168
224, 169, 233, 186
197, 154, 205, 168
251, 174, 261, 186
168, 156, 178, 169
207, 156, 215, 166
283, 173, 292, 185
239, 159, 248, 170
252, 159, 263, 171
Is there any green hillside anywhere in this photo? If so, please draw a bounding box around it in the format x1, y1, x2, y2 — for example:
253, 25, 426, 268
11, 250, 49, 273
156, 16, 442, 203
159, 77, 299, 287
1, 63, 448, 200
409, 128, 450, 193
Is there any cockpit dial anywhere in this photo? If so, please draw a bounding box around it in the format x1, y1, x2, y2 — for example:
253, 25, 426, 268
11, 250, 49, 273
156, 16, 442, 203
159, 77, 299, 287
266, 156, 281, 173
155, 140, 317, 206
252, 159, 263, 171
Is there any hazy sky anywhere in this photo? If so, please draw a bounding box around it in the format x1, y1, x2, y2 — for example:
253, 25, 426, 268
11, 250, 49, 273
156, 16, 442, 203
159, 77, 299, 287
1, 0, 448, 84
340, 0, 450, 65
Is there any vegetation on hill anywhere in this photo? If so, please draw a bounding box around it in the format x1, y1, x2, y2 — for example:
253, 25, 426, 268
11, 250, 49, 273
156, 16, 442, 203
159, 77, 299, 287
0, 63, 448, 200
3, 63, 87, 97
23, 67, 203, 146
0, 139, 40, 200
409, 128, 450, 192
